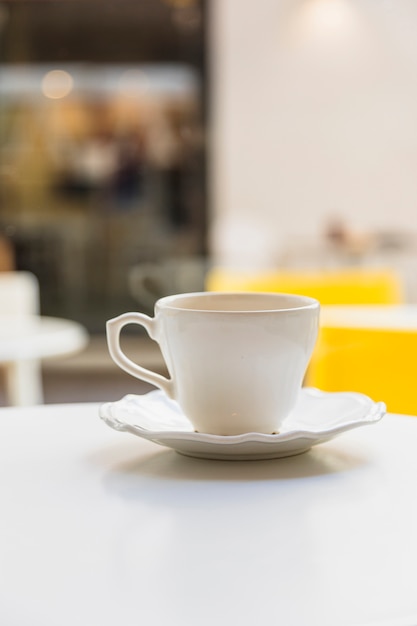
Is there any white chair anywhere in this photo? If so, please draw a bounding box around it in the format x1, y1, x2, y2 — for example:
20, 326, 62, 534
0, 271, 88, 406
0, 270, 40, 316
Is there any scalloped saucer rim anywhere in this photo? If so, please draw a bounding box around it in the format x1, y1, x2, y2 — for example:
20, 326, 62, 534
99, 388, 386, 461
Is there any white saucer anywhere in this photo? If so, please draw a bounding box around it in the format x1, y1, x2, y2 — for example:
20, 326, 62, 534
99, 388, 385, 461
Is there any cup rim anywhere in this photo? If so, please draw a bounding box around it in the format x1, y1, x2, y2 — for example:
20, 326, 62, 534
155, 291, 320, 313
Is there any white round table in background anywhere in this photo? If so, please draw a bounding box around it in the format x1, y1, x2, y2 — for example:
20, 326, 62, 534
320, 303, 417, 329
0, 315, 88, 405
1, 401, 417, 626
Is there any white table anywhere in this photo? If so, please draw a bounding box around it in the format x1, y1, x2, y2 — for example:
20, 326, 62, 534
0, 316, 88, 406
1, 401, 417, 626
320, 303, 417, 329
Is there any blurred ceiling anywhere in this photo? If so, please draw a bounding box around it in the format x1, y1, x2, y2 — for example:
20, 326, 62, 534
0, 0, 205, 64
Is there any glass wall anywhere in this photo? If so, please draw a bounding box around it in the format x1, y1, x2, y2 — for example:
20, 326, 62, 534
0, 0, 207, 331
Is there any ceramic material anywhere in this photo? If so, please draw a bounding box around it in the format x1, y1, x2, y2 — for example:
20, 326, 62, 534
106, 291, 320, 435
99, 387, 386, 461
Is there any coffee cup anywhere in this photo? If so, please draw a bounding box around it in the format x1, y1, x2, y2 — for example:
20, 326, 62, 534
106, 291, 320, 436
128, 257, 207, 314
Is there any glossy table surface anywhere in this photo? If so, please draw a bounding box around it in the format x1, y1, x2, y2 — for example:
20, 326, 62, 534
1, 401, 417, 626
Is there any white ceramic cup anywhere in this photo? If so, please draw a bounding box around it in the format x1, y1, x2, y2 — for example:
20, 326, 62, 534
106, 292, 320, 436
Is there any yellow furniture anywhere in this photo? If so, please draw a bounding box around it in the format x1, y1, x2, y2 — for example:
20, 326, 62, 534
205, 267, 404, 305
309, 305, 417, 415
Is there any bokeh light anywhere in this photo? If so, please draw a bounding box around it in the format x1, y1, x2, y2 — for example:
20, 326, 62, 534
41, 69, 74, 99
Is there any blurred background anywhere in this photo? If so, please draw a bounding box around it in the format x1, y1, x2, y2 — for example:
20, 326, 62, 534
2, 0, 417, 406
210, 0, 417, 277
0, 0, 207, 329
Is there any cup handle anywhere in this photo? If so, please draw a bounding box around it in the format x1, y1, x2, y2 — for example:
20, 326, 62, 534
106, 312, 174, 398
